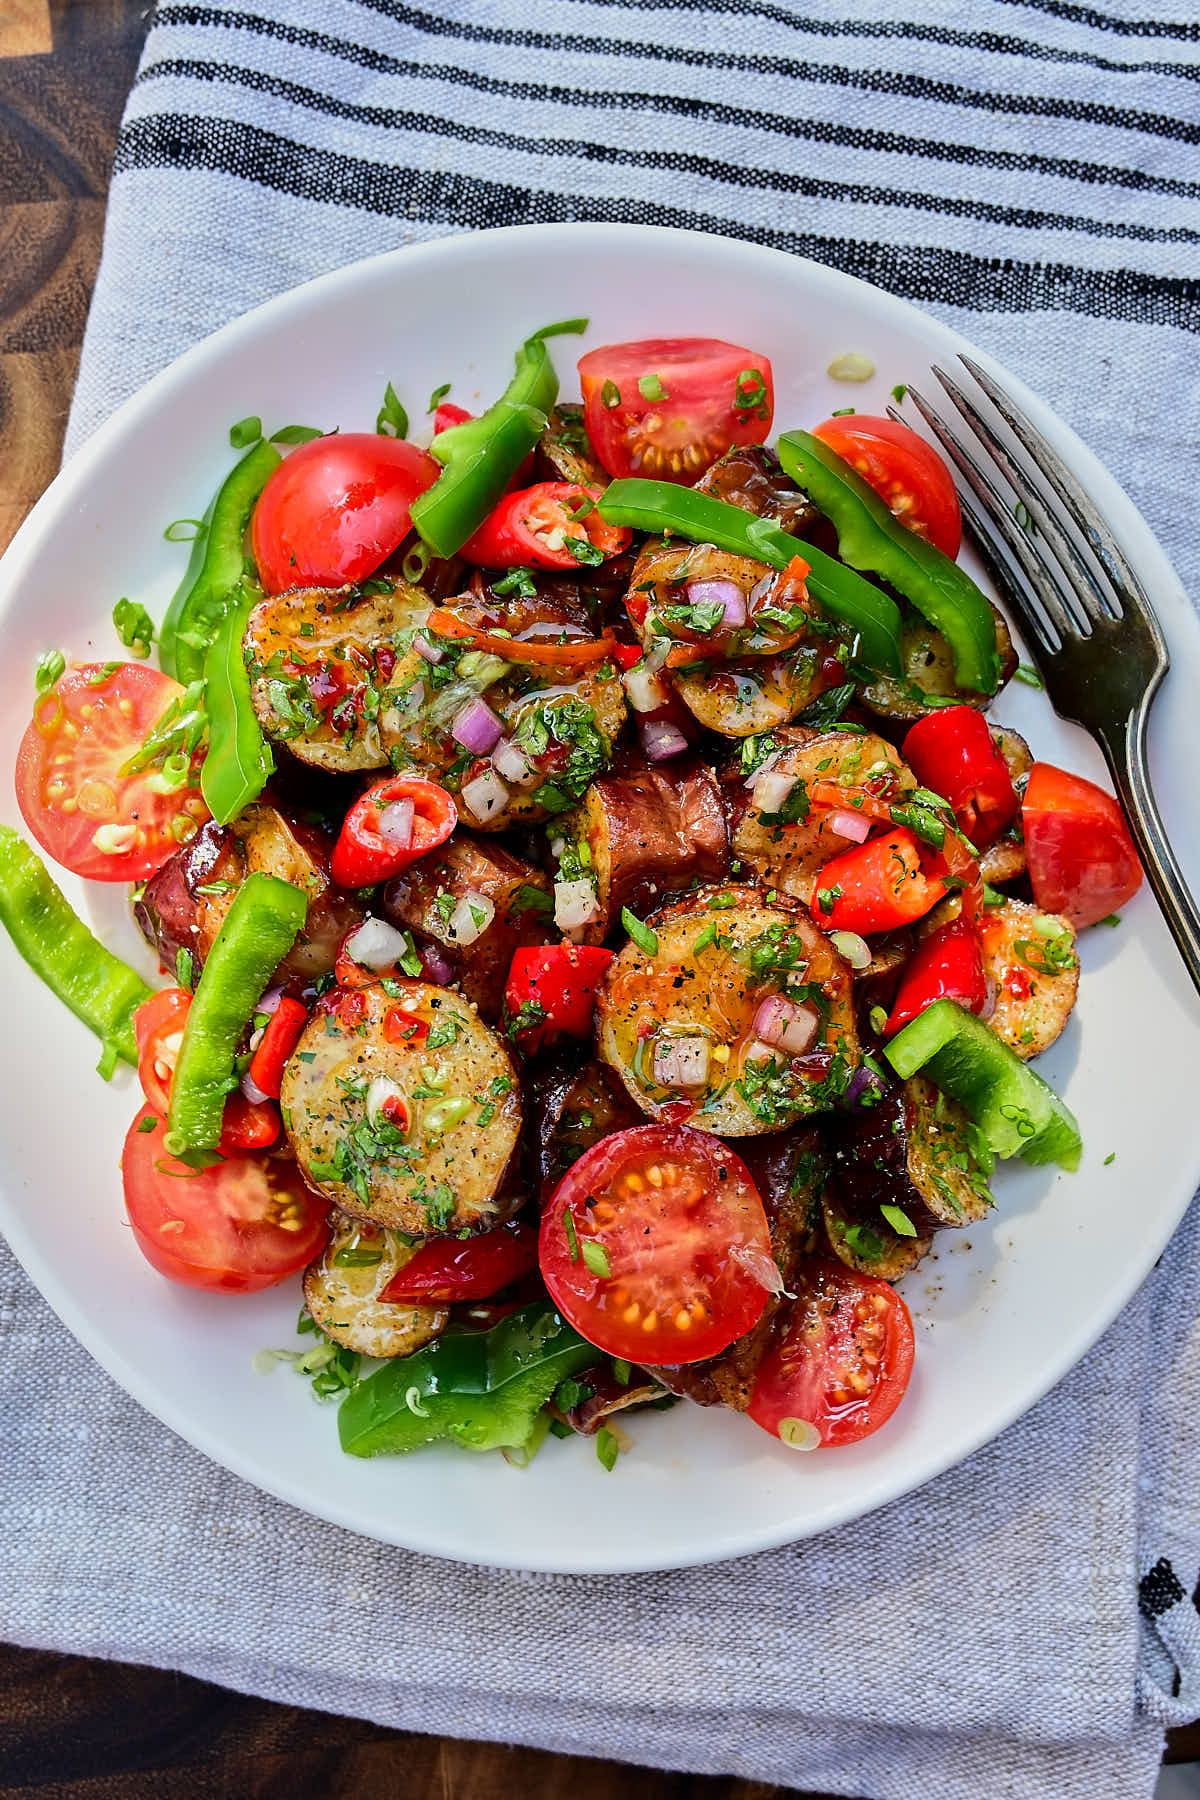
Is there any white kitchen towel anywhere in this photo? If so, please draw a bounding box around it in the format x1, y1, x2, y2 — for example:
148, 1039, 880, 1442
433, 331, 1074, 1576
4, 4, 1199, 1797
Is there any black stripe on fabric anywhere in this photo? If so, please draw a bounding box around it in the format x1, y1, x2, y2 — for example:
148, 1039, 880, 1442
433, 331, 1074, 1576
502, 0, 1200, 82
148, 10, 1200, 204
342, 0, 1200, 146
137, 55, 1200, 250
113, 113, 1200, 331
993, 0, 1199, 43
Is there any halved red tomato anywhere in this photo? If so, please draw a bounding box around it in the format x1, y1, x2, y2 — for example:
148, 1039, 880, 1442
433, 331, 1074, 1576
15, 663, 208, 881
251, 433, 440, 594
538, 1123, 774, 1364
748, 1259, 915, 1447
1022, 762, 1142, 928
812, 415, 962, 558
578, 338, 774, 482
121, 1105, 329, 1293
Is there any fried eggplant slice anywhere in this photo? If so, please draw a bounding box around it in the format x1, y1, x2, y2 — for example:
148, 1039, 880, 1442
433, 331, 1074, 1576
860, 604, 1016, 723
596, 883, 859, 1136
529, 1056, 642, 1202
303, 1213, 449, 1358
833, 1071, 994, 1238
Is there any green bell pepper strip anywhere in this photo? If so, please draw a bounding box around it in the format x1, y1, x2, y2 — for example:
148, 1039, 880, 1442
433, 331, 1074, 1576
410, 322, 586, 559
200, 579, 274, 826
595, 478, 904, 677
775, 430, 1000, 695
0, 827, 152, 1078
160, 437, 281, 684
883, 998, 1081, 1170
165, 870, 307, 1155
338, 1302, 596, 1457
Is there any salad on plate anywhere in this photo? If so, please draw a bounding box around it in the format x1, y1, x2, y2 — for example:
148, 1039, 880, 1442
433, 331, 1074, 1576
1, 323, 1143, 1472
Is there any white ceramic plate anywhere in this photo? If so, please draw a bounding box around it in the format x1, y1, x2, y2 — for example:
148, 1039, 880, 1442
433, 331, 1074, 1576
2, 225, 1198, 1573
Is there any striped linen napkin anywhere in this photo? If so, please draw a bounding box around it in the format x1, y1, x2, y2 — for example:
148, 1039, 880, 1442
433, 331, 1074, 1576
4, 4, 1200, 1797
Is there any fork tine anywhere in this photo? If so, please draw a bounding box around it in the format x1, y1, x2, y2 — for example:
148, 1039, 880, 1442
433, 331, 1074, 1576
931, 363, 1114, 626
899, 385, 1082, 648
959, 355, 1167, 654
953, 487, 1060, 661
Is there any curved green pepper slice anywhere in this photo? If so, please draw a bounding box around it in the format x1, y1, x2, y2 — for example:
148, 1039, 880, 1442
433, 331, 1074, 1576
410, 320, 586, 559
200, 579, 274, 827
165, 870, 307, 1156
0, 827, 152, 1078
776, 430, 1000, 695
160, 437, 281, 684
338, 1302, 595, 1457
595, 477, 903, 676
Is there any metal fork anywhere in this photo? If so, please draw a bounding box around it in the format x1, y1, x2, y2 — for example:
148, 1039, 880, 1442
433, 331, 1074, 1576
888, 357, 1200, 999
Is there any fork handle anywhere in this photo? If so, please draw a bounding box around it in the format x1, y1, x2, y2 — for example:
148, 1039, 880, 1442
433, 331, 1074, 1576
1099, 704, 1200, 999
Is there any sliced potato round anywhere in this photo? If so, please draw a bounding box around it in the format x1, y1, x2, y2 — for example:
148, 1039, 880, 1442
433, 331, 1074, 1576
860, 604, 1017, 722
833, 1072, 993, 1237
303, 1212, 449, 1358
669, 645, 826, 737
485, 671, 627, 829
730, 726, 915, 903
245, 580, 428, 773
978, 897, 1078, 1060
281, 980, 522, 1234
978, 724, 1033, 885
595, 883, 860, 1136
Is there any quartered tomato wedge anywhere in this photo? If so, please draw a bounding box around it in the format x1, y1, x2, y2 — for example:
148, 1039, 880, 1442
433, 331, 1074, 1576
121, 1106, 329, 1293
579, 338, 774, 482
539, 1123, 774, 1364
251, 433, 439, 594
748, 1259, 915, 1447
15, 663, 208, 881
1022, 762, 1142, 929
812, 415, 962, 559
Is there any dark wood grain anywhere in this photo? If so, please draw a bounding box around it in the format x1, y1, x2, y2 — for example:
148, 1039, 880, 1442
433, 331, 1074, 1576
0, 1, 1193, 1790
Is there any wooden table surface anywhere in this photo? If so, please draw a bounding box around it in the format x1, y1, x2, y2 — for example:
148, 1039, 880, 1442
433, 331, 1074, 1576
1, 4, 1195, 1795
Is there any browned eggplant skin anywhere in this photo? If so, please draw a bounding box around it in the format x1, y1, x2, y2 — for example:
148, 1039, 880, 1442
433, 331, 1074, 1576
383, 834, 553, 1023
133, 819, 230, 974
563, 758, 729, 944
528, 1055, 642, 1203
832, 1073, 991, 1239
692, 443, 822, 539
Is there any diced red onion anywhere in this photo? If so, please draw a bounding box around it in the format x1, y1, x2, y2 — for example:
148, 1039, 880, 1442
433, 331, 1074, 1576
452, 696, 504, 755
491, 736, 539, 788
413, 633, 443, 664
731, 1242, 787, 1297
744, 747, 783, 790
980, 972, 998, 1021
460, 767, 510, 823
846, 1063, 890, 1110
240, 1070, 271, 1105
827, 807, 871, 844
745, 1038, 778, 1064
377, 797, 415, 848
830, 929, 871, 971
554, 878, 601, 932
345, 916, 412, 972
640, 719, 688, 762
366, 1075, 404, 1123
623, 663, 669, 715
747, 573, 774, 609
686, 578, 745, 627
417, 941, 453, 984
652, 1036, 711, 1089
753, 769, 796, 815
752, 995, 820, 1056
257, 987, 284, 1017
447, 891, 495, 946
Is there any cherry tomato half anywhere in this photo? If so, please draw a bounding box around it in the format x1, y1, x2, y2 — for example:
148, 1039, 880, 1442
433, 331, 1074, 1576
812, 415, 962, 559
539, 1124, 774, 1364
133, 987, 281, 1152
1022, 762, 1142, 929
748, 1259, 915, 1447
503, 943, 615, 1054
251, 433, 440, 594
329, 776, 457, 889
811, 828, 946, 935
460, 482, 630, 571
15, 663, 208, 881
379, 1221, 537, 1304
579, 338, 774, 482
902, 706, 1018, 849
121, 1105, 329, 1293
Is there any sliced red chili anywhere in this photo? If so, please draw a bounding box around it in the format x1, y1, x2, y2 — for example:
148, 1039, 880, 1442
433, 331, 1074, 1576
379, 1221, 537, 1304
329, 776, 457, 889
884, 918, 986, 1037
902, 707, 1018, 849
247, 997, 309, 1099
811, 828, 945, 934
383, 1005, 429, 1047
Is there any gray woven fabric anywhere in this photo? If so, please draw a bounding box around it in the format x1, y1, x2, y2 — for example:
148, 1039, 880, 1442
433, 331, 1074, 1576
5, 3, 1200, 1795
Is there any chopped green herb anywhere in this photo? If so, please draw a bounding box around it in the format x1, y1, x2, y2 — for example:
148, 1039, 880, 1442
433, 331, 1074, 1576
621, 907, 658, 956
868, 1004, 888, 1035
112, 598, 155, 657
269, 424, 325, 445
595, 1426, 620, 1472
600, 378, 621, 410
427, 381, 451, 413
1104, 1151, 1116, 1165
707, 891, 738, 911
136, 1114, 159, 1133
563, 535, 604, 567
34, 649, 66, 695
376, 381, 409, 439
563, 1207, 580, 1262
638, 372, 668, 403
693, 919, 718, 955
733, 368, 769, 418
1098, 913, 1121, 928
1014, 663, 1044, 688
175, 947, 194, 990
830, 407, 856, 417
581, 1239, 611, 1279
612, 1357, 632, 1386
891, 383, 908, 403
228, 414, 262, 448
492, 567, 539, 598
880, 1202, 917, 1237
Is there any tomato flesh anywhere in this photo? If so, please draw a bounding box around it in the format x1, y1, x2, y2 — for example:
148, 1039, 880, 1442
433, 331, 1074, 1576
133, 986, 280, 1153
812, 415, 962, 559
1022, 761, 1142, 928
579, 338, 774, 482
251, 433, 439, 594
121, 1106, 329, 1293
539, 1124, 774, 1364
748, 1259, 915, 1447
15, 663, 208, 881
